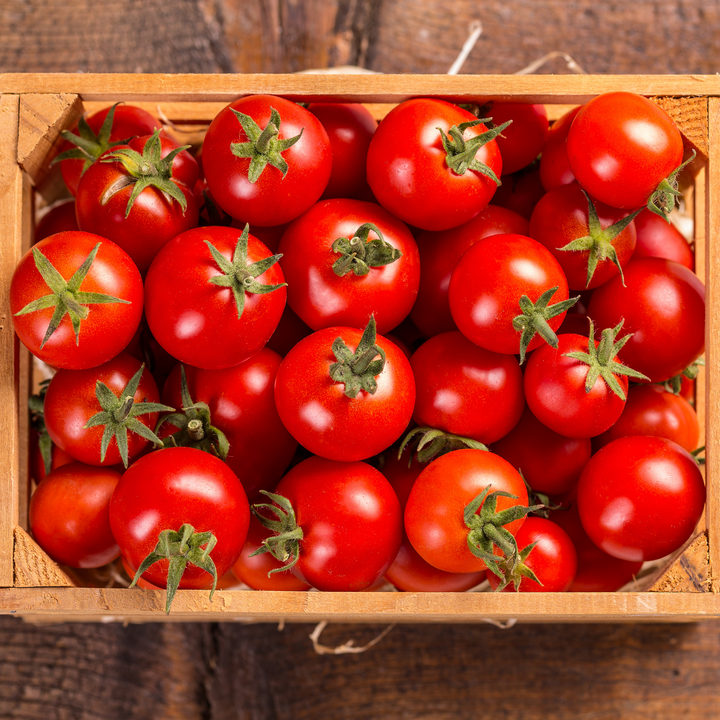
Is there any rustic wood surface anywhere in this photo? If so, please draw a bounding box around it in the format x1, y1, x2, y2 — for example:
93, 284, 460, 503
1, 0, 718, 717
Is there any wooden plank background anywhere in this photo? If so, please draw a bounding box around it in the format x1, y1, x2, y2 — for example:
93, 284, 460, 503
1, 1, 720, 718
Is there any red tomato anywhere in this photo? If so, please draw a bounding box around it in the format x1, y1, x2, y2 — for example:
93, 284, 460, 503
567, 92, 684, 211
550, 498, 644, 592
529, 183, 638, 290
539, 106, 581, 191
448, 233, 574, 360
524, 331, 640, 439
256, 456, 402, 591
308, 103, 377, 199
593, 383, 699, 452
587, 257, 705, 383
232, 514, 311, 591
577, 436, 705, 562
489, 103, 548, 175
144, 225, 286, 370
410, 331, 525, 445
404, 449, 530, 574
34, 200, 79, 243
491, 406, 591, 496
202, 95, 332, 226
278, 199, 420, 335
29, 462, 121, 568
160, 349, 298, 500
411, 205, 528, 337
58, 104, 161, 196
490, 165, 546, 220
486, 517, 577, 592
75, 132, 199, 273
29, 432, 74, 484
366, 98, 504, 231
273, 321, 415, 462
10, 232, 144, 370
110, 447, 250, 592
266, 305, 313, 357
632, 208, 694, 270
43, 352, 167, 467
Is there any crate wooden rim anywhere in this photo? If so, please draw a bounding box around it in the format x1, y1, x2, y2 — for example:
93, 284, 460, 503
0, 74, 717, 623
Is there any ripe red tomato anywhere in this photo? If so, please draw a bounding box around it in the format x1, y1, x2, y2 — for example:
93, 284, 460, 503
539, 106, 580, 191
29, 462, 121, 568
489, 103, 548, 175
410, 205, 528, 337
160, 349, 298, 500
232, 514, 311, 591
366, 98, 504, 231
410, 331, 525, 445
34, 200, 79, 244
567, 92, 684, 211
277, 198, 420, 335
10, 231, 144, 370
448, 233, 574, 360
144, 225, 286, 370
486, 517, 577, 592
577, 436, 705, 562
587, 257, 705, 383
404, 449, 530, 574
110, 447, 250, 592
43, 352, 168, 467
524, 331, 641, 439
593, 383, 699, 452
29, 432, 74, 484
490, 165, 546, 220
307, 103, 377, 199
491, 406, 591, 496
58, 104, 161, 196
255, 456, 402, 591
274, 321, 415, 462
632, 208, 694, 269
75, 132, 199, 273
202, 95, 332, 226
529, 183, 638, 290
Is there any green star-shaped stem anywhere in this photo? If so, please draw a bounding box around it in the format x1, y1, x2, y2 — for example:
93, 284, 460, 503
129, 523, 219, 614
563, 318, 650, 400
101, 129, 191, 218
83, 364, 174, 467
647, 151, 696, 220
331, 223, 402, 277
398, 426, 488, 466
438, 117, 511, 180
328, 316, 386, 398
14, 242, 132, 348
249, 491, 304, 576
559, 189, 642, 288
205, 224, 286, 320
230, 107, 303, 183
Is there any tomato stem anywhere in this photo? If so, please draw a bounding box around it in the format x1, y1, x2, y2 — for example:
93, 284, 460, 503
328, 316, 386, 398
331, 223, 402, 277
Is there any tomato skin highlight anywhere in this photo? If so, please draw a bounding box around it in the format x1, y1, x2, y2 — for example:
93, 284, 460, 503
110, 447, 250, 590
577, 436, 705, 562
30, 462, 121, 568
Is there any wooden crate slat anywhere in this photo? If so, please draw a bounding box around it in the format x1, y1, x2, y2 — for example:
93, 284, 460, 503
649, 533, 709, 592
13, 527, 75, 588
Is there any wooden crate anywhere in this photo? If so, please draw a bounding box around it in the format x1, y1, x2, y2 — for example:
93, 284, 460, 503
0, 73, 718, 624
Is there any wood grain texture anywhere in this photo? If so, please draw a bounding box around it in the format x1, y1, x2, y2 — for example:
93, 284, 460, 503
654, 95, 709, 159
650, 533, 710, 593
0, 94, 23, 588
13, 528, 75, 589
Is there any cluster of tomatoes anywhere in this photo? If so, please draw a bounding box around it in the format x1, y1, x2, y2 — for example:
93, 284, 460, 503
12, 89, 706, 611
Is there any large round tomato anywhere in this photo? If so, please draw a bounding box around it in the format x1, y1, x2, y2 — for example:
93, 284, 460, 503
410, 205, 529, 337
202, 95, 332, 226
410, 331, 525, 445
75, 133, 199, 273
29, 462, 121, 568
144, 225, 286, 370
587, 257, 705, 383
273, 322, 415, 462
404, 449, 530, 574
577, 436, 705, 562
160, 349, 297, 500
277, 198, 420, 335
567, 92, 684, 211
110, 447, 250, 591
448, 233, 573, 360
366, 98, 504, 231
10, 232, 143, 370
256, 456, 402, 591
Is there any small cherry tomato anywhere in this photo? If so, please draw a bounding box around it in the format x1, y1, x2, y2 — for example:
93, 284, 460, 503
489, 103, 548, 175
539, 106, 581, 192
632, 208, 694, 270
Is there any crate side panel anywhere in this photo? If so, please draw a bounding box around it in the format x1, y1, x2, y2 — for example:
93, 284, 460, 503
13, 527, 75, 587
0, 94, 23, 587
